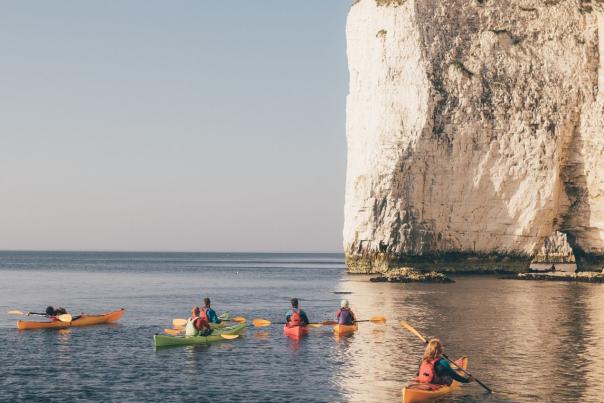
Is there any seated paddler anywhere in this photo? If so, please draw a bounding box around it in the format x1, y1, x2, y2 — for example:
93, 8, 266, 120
336, 299, 356, 325
416, 338, 474, 386
285, 298, 309, 327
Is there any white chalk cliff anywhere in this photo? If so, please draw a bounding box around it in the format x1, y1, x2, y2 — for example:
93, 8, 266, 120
344, 0, 604, 273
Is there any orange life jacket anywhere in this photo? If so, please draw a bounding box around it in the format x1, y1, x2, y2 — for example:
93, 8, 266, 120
288, 308, 303, 327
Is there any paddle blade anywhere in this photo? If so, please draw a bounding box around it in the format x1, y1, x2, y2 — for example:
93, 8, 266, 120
400, 321, 428, 344
8, 310, 25, 315
173, 318, 187, 328
218, 312, 230, 321
220, 334, 239, 340
370, 316, 387, 324
232, 316, 247, 323
252, 318, 272, 328
57, 314, 72, 322
321, 320, 337, 326
164, 328, 182, 335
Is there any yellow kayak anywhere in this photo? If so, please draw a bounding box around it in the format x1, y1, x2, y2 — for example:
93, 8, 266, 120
401, 357, 468, 403
333, 323, 358, 336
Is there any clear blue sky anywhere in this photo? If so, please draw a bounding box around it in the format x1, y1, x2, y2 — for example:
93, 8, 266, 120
0, 1, 350, 252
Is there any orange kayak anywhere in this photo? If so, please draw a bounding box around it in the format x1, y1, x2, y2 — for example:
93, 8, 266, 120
333, 323, 358, 336
283, 324, 308, 339
401, 357, 468, 403
16, 308, 125, 330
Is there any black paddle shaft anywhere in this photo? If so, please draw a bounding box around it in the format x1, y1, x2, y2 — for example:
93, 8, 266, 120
441, 353, 492, 393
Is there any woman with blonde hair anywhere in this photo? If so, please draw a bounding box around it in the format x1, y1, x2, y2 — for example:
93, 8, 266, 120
416, 338, 474, 385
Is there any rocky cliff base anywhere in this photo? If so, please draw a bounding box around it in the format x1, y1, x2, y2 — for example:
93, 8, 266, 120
369, 268, 454, 283
503, 271, 604, 283
346, 252, 529, 274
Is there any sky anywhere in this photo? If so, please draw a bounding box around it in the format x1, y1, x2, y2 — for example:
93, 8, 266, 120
0, 1, 350, 253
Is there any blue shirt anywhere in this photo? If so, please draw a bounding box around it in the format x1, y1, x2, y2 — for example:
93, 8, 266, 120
434, 359, 471, 384
204, 307, 221, 324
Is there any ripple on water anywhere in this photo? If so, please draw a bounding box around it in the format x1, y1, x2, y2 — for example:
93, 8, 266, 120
1, 252, 603, 402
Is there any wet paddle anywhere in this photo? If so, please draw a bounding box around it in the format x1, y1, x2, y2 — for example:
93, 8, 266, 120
220, 334, 240, 340
172, 315, 247, 329
173, 318, 187, 328
163, 328, 239, 339
320, 316, 387, 326
8, 310, 72, 323
400, 320, 492, 394
251, 319, 321, 328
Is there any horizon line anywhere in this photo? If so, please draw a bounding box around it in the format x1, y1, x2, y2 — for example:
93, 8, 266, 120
0, 248, 345, 255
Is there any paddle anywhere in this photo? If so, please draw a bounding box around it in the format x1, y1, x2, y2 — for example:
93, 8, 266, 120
400, 320, 492, 394
8, 310, 72, 323
172, 315, 247, 329
251, 318, 323, 328
163, 328, 240, 339
173, 318, 187, 328
320, 315, 387, 326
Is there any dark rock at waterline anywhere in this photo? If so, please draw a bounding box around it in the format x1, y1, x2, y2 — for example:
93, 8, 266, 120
501, 272, 604, 283
370, 268, 454, 283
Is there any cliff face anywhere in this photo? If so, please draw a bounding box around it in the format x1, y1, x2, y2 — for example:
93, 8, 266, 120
344, 0, 604, 273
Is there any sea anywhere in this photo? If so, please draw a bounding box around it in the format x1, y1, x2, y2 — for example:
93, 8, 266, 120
0, 251, 602, 402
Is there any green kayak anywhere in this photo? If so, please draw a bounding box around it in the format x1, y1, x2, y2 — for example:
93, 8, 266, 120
154, 323, 247, 348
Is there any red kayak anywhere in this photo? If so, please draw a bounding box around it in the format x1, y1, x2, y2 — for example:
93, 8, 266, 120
283, 324, 308, 339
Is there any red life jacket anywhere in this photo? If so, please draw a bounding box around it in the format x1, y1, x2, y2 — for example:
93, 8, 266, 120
417, 359, 438, 383
337, 308, 354, 325
288, 308, 303, 327
199, 307, 209, 322
191, 306, 210, 330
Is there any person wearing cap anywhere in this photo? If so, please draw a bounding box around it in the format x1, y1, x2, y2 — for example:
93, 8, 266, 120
336, 299, 356, 325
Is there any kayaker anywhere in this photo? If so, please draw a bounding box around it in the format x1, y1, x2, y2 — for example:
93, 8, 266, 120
45, 306, 68, 317
186, 306, 212, 336
416, 338, 474, 385
336, 299, 356, 325
201, 297, 222, 324
285, 298, 309, 327
25, 306, 69, 321
190, 298, 221, 325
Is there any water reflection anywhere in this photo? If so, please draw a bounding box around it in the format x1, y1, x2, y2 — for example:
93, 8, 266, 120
253, 331, 270, 341
330, 275, 604, 402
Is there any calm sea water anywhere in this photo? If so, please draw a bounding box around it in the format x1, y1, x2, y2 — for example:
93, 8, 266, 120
0, 251, 603, 402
